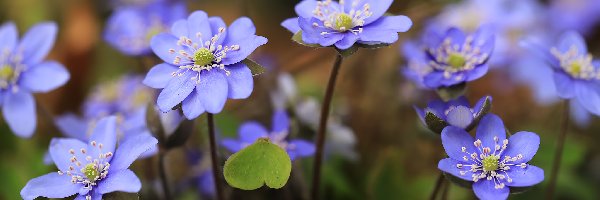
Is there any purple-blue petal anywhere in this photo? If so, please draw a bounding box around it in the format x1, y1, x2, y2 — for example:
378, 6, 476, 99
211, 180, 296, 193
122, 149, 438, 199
186, 11, 212, 43
441, 126, 476, 161
196, 70, 228, 113
553, 71, 576, 99
574, 81, 600, 116
472, 179, 509, 200
502, 131, 540, 163
238, 121, 269, 143
335, 32, 359, 50
226, 17, 256, 44
21, 172, 80, 200
209, 17, 227, 46
222, 139, 243, 152
225, 62, 253, 99
288, 139, 315, 159
281, 18, 301, 33
55, 113, 89, 141
88, 116, 118, 157
143, 63, 178, 89
19, 22, 57, 65
504, 165, 544, 187
295, 0, 317, 18
96, 169, 141, 194
20, 61, 70, 93
109, 132, 158, 173
465, 64, 489, 82
557, 31, 587, 56
271, 110, 290, 133
182, 91, 205, 119
0, 22, 18, 52
150, 33, 185, 65
473, 96, 492, 116
156, 71, 196, 112
438, 158, 473, 182
359, 15, 412, 44
221, 35, 268, 65
360, 0, 393, 25
446, 106, 474, 129
475, 114, 506, 149
49, 138, 88, 172
2, 90, 36, 138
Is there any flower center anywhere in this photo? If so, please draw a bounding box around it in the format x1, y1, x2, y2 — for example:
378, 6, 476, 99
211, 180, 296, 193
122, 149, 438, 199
334, 13, 354, 31
551, 46, 599, 80
82, 163, 100, 181
0, 65, 15, 81
482, 155, 499, 171
447, 53, 466, 69
193, 48, 214, 66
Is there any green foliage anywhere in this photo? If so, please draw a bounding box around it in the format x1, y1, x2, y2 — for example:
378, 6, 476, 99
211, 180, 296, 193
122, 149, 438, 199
223, 138, 292, 190
242, 59, 267, 76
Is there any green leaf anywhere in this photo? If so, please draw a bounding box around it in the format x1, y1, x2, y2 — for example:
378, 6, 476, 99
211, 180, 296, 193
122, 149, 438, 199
435, 83, 467, 101
291, 31, 322, 48
336, 46, 358, 57
223, 138, 292, 190
242, 59, 266, 76
424, 111, 448, 134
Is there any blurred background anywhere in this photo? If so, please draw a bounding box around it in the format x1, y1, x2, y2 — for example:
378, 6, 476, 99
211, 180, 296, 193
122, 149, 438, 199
1, 0, 600, 199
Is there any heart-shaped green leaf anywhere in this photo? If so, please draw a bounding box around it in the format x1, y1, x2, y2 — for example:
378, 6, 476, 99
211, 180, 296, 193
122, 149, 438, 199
223, 138, 292, 190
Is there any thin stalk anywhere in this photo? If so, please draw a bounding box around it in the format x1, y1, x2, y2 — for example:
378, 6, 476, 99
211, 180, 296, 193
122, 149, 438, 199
429, 173, 444, 200
158, 152, 170, 200
546, 100, 570, 199
441, 179, 449, 200
207, 113, 224, 200
311, 54, 344, 200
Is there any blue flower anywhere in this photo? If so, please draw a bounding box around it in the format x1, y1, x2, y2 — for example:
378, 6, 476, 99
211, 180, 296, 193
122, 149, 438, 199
0, 22, 70, 138
524, 31, 600, 116
281, 0, 412, 50
21, 116, 158, 200
548, 0, 600, 35
222, 110, 315, 160
143, 11, 268, 118
415, 96, 491, 130
104, 1, 186, 56
401, 38, 433, 89
438, 114, 544, 200
421, 26, 494, 88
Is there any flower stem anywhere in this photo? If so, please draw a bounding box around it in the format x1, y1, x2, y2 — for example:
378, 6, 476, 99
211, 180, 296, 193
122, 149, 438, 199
158, 151, 170, 200
311, 54, 344, 200
207, 113, 224, 200
429, 173, 444, 200
441, 179, 449, 200
546, 100, 570, 199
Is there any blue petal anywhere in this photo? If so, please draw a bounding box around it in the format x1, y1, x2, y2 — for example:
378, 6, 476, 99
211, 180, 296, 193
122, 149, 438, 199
295, 0, 317, 18
448, 96, 470, 107
0, 22, 18, 53
196, 70, 228, 113
519, 38, 559, 68
473, 96, 492, 116
503, 131, 540, 163
359, 15, 412, 44
570, 100, 592, 127
19, 22, 57, 65
209, 17, 227, 46
20, 61, 69, 93
55, 113, 89, 141
438, 158, 473, 182
97, 169, 141, 194
133, 131, 158, 159
182, 90, 205, 119
157, 71, 196, 112
423, 71, 444, 88
221, 139, 243, 152
574, 81, 600, 116
557, 31, 587, 56
88, 116, 118, 157
425, 99, 447, 119
150, 33, 186, 65
472, 179, 509, 200
20, 172, 80, 200
288, 139, 315, 159
441, 126, 476, 161
74, 191, 101, 200
225, 62, 253, 99
553, 71, 576, 99
446, 106, 474, 129
505, 165, 544, 187
475, 114, 506, 149
143, 63, 178, 89
170, 19, 189, 38
281, 18, 301, 33
104, 7, 147, 56
226, 17, 256, 44
49, 138, 88, 172
356, 0, 393, 25
186, 11, 212, 43
472, 25, 495, 57
446, 28, 466, 49
335, 32, 359, 50
298, 17, 344, 46
238, 121, 269, 143
2, 90, 36, 138
465, 64, 489, 81
109, 132, 158, 172
221, 35, 268, 65
271, 110, 289, 133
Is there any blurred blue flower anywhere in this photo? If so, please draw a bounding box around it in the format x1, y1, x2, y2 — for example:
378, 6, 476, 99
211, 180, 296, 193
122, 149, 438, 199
198, 170, 215, 198
438, 114, 544, 200
524, 31, 600, 116
104, 1, 186, 56
222, 110, 315, 161
21, 116, 158, 200
281, 0, 412, 49
401, 37, 433, 89
144, 11, 267, 118
421, 26, 494, 88
548, 0, 600, 35
415, 96, 491, 130
0, 22, 70, 138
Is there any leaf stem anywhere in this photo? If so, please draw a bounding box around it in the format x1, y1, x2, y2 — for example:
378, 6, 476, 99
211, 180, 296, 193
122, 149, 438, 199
546, 100, 570, 199
311, 54, 344, 200
158, 151, 170, 200
207, 113, 224, 200
429, 173, 444, 200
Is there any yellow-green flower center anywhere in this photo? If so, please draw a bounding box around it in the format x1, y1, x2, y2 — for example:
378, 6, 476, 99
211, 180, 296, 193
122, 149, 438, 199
448, 53, 467, 69
482, 155, 499, 171
193, 48, 214, 66
82, 163, 99, 181
334, 13, 354, 31
0, 65, 15, 81
568, 61, 582, 76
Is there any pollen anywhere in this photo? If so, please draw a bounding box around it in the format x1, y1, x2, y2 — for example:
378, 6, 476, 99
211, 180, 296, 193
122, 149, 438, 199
82, 163, 99, 181
0, 65, 15, 81
482, 155, 499, 171
193, 48, 214, 66
334, 13, 354, 31
447, 53, 467, 69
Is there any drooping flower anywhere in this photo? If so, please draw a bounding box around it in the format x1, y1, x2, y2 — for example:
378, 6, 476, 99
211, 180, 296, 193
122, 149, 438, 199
0, 22, 70, 137
21, 116, 158, 200
438, 114, 544, 200
281, 0, 412, 50
524, 31, 600, 116
415, 96, 491, 132
221, 110, 315, 160
420, 26, 494, 88
143, 11, 268, 118
104, 1, 186, 56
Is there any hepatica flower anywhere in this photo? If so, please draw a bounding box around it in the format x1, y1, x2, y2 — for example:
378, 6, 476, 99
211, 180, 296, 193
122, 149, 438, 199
415, 96, 491, 133
438, 114, 544, 200
281, 0, 412, 50
21, 116, 158, 200
222, 110, 315, 160
0, 22, 70, 137
422, 26, 494, 88
104, 1, 186, 56
525, 31, 600, 115
144, 11, 268, 118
